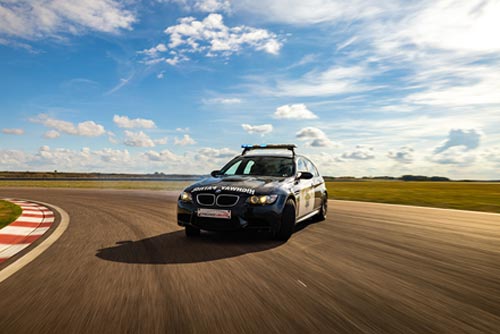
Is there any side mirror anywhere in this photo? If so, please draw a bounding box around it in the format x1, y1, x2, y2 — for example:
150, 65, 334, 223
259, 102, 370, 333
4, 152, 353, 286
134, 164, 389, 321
211, 170, 221, 177
297, 171, 313, 180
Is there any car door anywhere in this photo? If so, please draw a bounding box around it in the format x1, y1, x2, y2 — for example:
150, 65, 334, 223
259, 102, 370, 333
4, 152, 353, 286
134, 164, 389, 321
305, 158, 322, 210
295, 157, 315, 219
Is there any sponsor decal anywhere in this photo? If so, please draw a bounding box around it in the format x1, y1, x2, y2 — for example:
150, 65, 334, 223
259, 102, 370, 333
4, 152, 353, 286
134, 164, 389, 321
192, 185, 256, 195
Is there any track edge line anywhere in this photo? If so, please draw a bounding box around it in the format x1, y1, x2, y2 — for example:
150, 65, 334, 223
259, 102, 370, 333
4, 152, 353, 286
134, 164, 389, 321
0, 200, 70, 284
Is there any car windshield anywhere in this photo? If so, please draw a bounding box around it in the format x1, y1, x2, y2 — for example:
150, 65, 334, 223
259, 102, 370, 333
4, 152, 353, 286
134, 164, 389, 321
220, 156, 294, 177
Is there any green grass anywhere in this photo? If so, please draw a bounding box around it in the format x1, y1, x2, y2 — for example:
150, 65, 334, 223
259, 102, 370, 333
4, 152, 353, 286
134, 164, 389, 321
326, 181, 500, 213
1, 180, 500, 213
0, 200, 22, 229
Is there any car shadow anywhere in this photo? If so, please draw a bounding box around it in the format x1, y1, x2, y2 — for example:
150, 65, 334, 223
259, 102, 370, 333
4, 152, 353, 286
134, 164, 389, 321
96, 230, 285, 265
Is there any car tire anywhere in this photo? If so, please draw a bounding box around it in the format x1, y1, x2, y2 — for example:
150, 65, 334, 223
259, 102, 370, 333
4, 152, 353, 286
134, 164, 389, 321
314, 195, 328, 222
185, 225, 200, 237
275, 199, 296, 241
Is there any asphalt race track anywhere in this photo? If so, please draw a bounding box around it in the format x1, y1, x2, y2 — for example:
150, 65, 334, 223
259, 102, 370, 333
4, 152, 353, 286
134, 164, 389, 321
0, 188, 499, 333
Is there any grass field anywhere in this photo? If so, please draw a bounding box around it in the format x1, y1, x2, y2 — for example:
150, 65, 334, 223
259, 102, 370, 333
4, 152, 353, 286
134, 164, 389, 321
0, 200, 22, 229
326, 181, 500, 213
0, 180, 499, 214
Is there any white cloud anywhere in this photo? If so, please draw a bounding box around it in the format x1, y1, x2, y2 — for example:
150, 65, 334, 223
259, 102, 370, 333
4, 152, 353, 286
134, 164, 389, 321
113, 115, 156, 129
256, 65, 372, 97
234, 0, 390, 25
142, 149, 179, 162
174, 134, 196, 146
193, 0, 231, 13
296, 127, 335, 147
196, 147, 238, 160
162, 0, 231, 13
2, 128, 24, 135
274, 104, 318, 120
44, 130, 60, 139
434, 129, 481, 154
139, 43, 167, 57
241, 124, 273, 136
203, 97, 242, 104
387, 146, 414, 164
342, 145, 375, 160
123, 130, 155, 147
154, 137, 169, 145
431, 146, 476, 165
0, 149, 30, 169
157, 71, 165, 79
0, 0, 135, 41
30, 114, 105, 137
145, 13, 282, 65
94, 148, 130, 163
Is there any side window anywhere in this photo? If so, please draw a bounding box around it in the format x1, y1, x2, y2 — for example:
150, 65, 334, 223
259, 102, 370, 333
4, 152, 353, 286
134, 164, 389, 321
297, 158, 307, 173
243, 160, 255, 175
305, 159, 319, 176
223, 160, 242, 175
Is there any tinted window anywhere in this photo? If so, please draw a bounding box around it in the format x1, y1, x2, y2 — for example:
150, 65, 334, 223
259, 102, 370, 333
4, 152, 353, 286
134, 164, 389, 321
221, 156, 294, 177
305, 159, 319, 176
297, 158, 307, 173
223, 160, 242, 175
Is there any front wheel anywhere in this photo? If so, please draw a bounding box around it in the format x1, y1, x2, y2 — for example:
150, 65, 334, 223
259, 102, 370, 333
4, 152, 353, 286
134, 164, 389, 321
275, 199, 296, 241
185, 225, 200, 237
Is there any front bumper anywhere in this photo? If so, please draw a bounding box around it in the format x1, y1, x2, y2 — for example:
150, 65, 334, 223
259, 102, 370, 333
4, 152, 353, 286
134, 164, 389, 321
177, 196, 285, 232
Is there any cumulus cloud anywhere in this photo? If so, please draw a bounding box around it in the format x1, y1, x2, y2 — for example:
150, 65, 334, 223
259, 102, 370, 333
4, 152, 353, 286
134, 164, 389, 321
387, 146, 414, 164
94, 148, 131, 163
174, 134, 196, 146
195, 147, 238, 161
0, 0, 135, 41
123, 130, 155, 147
44, 130, 60, 139
2, 128, 24, 135
434, 129, 481, 154
0, 149, 31, 169
431, 146, 476, 165
341, 145, 375, 160
241, 124, 273, 136
113, 115, 156, 129
142, 149, 179, 162
30, 114, 105, 137
274, 104, 318, 119
296, 127, 334, 147
140, 13, 282, 65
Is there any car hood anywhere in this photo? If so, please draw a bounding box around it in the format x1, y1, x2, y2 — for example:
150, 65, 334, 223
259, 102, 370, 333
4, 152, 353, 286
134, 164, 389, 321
185, 175, 291, 195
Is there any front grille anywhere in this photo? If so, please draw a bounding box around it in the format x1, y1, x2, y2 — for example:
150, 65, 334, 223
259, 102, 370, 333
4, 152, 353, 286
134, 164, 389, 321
197, 193, 215, 206
216, 194, 240, 207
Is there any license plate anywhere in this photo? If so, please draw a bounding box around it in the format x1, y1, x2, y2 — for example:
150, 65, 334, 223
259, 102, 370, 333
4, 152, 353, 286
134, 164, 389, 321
197, 208, 231, 219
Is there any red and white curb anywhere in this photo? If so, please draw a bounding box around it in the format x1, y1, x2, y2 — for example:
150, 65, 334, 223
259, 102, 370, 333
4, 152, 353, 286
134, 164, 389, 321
0, 199, 55, 263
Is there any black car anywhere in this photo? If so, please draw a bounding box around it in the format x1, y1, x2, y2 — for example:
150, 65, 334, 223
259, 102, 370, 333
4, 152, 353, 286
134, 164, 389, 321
177, 144, 328, 241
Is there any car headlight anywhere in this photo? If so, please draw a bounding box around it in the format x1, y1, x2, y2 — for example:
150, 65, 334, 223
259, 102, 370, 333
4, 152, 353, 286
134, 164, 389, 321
248, 194, 278, 205
179, 191, 192, 202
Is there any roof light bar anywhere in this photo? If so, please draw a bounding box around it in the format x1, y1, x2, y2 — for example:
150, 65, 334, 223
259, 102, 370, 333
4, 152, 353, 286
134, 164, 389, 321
241, 144, 297, 156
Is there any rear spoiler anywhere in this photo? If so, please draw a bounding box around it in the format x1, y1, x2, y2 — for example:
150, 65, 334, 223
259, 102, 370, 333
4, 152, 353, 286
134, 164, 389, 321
241, 144, 297, 156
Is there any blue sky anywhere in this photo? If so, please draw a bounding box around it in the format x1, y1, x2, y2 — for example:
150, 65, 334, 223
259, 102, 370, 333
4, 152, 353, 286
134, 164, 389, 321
1, 0, 499, 178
